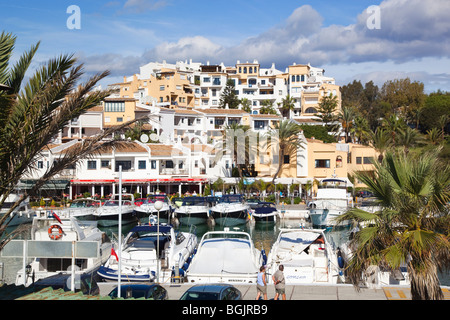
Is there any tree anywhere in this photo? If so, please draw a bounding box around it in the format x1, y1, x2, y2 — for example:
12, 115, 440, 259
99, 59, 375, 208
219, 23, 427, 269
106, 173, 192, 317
279, 94, 295, 118
0, 31, 143, 235
370, 128, 393, 162
240, 98, 252, 113
338, 105, 356, 143
380, 78, 425, 125
335, 150, 450, 300
259, 99, 277, 114
317, 93, 338, 127
266, 119, 303, 185
219, 79, 240, 109
351, 116, 371, 145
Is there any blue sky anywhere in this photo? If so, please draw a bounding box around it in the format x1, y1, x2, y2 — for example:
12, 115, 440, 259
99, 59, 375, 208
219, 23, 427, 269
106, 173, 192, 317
1, 0, 449, 92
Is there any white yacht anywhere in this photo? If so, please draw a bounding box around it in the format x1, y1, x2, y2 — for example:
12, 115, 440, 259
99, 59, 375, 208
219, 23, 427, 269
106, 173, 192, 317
0, 193, 35, 227
97, 224, 197, 283
94, 194, 137, 227
175, 197, 211, 225
15, 210, 112, 286
134, 194, 173, 224
186, 229, 265, 284
209, 194, 250, 227
61, 198, 102, 221
308, 178, 353, 227
266, 228, 345, 284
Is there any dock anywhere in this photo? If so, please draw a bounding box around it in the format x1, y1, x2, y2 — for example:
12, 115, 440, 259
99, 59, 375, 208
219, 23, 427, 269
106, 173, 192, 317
97, 282, 450, 300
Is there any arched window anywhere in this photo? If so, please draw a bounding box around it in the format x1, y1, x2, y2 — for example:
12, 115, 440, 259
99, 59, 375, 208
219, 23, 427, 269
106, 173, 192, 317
301, 75, 305, 82
336, 155, 343, 168
249, 67, 252, 73
305, 107, 318, 114
296, 75, 300, 82
243, 67, 247, 74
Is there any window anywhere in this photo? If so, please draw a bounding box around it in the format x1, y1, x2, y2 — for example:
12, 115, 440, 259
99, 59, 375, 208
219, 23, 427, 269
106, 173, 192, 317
315, 159, 330, 168
249, 67, 252, 73
151, 160, 157, 169
160, 85, 165, 91
116, 117, 123, 122
104, 101, 125, 112
336, 156, 343, 168
38, 161, 44, 169
363, 157, 373, 164
283, 155, 290, 164
101, 160, 110, 168
165, 160, 174, 168
138, 160, 146, 169
305, 107, 318, 114
87, 161, 97, 170
115, 160, 132, 171
254, 120, 266, 130
356, 157, 362, 164
243, 67, 247, 74
203, 77, 210, 83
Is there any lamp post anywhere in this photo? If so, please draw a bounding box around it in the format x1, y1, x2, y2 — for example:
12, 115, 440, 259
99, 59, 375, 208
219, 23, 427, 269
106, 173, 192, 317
154, 200, 163, 283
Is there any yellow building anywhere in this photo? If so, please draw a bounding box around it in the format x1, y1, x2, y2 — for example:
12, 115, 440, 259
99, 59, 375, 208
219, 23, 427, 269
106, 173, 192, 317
102, 97, 138, 126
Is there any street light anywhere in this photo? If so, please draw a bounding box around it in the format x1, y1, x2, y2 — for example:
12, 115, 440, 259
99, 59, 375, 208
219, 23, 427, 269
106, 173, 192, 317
154, 200, 163, 283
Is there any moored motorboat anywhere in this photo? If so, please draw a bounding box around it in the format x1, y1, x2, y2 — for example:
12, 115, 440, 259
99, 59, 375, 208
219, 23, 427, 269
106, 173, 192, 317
0, 193, 35, 227
134, 194, 174, 224
308, 178, 353, 227
94, 194, 137, 227
209, 194, 251, 227
266, 228, 345, 284
251, 202, 279, 223
15, 210, 112, 286
98, 224, 197, 283
175, 197, 211, 226
61, 198, 102, 221
186, 228, 265, 284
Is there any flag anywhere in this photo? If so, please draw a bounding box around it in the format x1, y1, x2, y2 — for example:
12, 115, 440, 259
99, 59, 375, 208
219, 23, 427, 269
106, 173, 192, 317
111, 248, 119, 261
52, 211, 62, 224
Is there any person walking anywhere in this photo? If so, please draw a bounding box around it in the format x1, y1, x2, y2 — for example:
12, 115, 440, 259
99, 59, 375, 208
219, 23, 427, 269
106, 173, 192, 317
256, 265, 267, 300
272, 264, 286, 300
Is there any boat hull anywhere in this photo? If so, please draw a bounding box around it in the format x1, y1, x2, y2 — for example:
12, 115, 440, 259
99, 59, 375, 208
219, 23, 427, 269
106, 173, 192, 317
309, 208, 349, 227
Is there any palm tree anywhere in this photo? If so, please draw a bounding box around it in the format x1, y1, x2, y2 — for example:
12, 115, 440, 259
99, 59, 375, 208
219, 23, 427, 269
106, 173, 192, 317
266, 119, 303, 185
221, 122, 253, 179
351, 116, 371, 145
338, 105, 355, 143
279, 94, 296, 119
251, 179, 274, 201
336, 150, 450, 300
0, 31, 143, 233
370, 128, 393, 162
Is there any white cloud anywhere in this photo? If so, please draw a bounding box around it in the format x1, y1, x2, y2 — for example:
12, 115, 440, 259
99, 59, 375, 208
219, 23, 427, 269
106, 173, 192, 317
78, 0, 450, 92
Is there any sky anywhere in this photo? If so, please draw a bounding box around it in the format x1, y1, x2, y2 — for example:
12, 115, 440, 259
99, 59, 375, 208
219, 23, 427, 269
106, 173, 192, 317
1, 0, 450, 92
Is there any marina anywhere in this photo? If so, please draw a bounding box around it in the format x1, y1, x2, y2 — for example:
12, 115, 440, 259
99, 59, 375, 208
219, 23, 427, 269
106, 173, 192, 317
1, 201, 449, 300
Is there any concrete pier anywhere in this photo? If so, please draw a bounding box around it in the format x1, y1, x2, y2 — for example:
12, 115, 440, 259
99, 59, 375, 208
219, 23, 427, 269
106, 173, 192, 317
98, 282, 450, 300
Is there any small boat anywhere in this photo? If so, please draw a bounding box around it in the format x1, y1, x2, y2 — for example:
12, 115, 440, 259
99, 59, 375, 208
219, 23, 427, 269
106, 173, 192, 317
186, 228, 265, 284
134, 194, 174, 224
175, 197, 211, 225
98, 224, 197, 283
308, 178, 353, 227
266, 228, 345, 284
0, 193, 35, 227
209, 194, 251, 227
251, 202, 279, 223
62, 198, 102, 221
94, 194, 137, 227
15, 210, 112, 287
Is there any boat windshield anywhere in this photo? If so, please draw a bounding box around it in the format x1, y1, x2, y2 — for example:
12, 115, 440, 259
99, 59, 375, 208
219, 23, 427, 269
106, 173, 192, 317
144, 195, 168, 204
70, 200, 99, 208
182, 197, 208, 206
104, 200, 132, 206
218, 195, 243, 203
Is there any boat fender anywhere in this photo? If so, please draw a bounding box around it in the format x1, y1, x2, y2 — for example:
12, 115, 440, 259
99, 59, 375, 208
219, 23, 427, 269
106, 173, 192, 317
183, 262, 189, 270
337, 248, 345, 269
261, 249, 267, 265
48, 224, 63, 240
